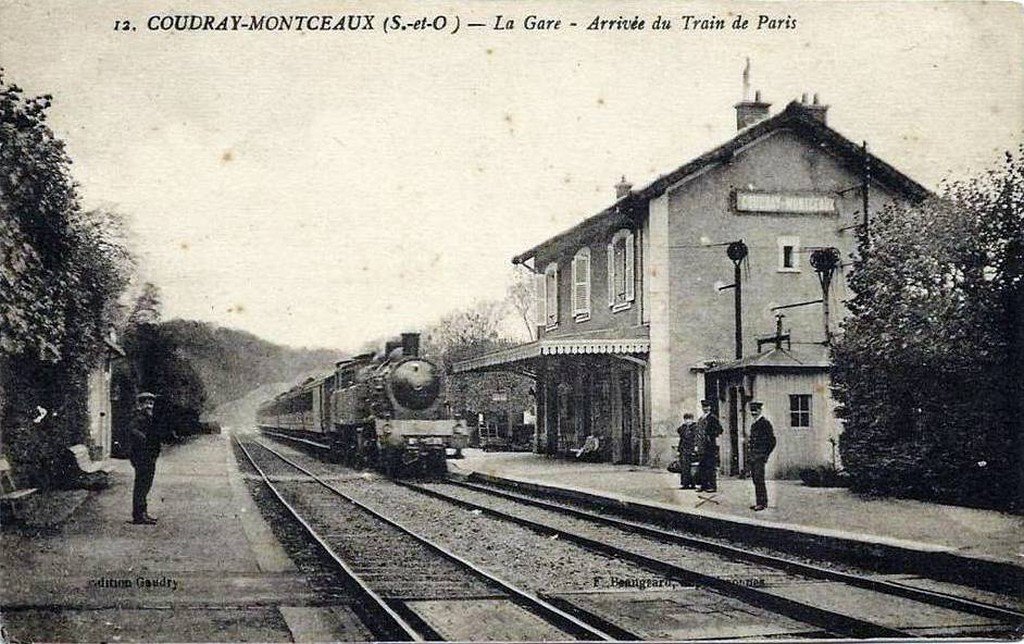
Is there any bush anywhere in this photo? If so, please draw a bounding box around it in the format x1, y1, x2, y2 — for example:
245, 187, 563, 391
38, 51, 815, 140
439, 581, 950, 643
799, 466, 850, 488
832, 148, 1023, 511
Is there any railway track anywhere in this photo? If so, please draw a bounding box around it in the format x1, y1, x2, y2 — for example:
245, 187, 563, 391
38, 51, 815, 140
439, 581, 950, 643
250, 433, 1023, 639
399, 478, 1024, 639
234, 437, 625, 641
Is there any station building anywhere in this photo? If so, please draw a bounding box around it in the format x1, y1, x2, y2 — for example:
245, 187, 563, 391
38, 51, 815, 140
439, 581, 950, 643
454, 94, 929, 477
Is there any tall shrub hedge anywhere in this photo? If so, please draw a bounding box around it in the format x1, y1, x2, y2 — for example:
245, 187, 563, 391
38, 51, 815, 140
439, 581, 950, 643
832, 148, 1022, 511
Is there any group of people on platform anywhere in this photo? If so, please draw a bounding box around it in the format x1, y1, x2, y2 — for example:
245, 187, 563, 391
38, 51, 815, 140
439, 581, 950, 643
676, 398, 776, 511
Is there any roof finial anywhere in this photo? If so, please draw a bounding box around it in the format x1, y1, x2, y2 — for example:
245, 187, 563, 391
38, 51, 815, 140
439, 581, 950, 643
742, 57, 751, 101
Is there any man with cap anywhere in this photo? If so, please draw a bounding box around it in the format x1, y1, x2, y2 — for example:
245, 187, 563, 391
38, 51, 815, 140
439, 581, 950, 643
747, 401, 777, 511
675, 411, 698, 489
128, 392, 162, 525
695, 400, 723, 492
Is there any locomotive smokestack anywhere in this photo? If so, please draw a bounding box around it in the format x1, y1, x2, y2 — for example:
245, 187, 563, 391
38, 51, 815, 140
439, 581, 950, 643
401, 332, 420, 357
384, 339, 402, 357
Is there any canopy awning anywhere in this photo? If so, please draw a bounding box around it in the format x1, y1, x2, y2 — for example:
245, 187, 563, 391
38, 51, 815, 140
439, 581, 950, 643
453, 332, 650, 374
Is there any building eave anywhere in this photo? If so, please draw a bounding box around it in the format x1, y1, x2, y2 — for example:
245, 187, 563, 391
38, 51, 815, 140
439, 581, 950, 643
511, 101, 933, 265
707, 345, 831, 374
453, 330, 651, 374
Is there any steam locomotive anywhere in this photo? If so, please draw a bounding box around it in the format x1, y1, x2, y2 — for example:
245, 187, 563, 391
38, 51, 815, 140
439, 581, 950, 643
256, 333, 468, 475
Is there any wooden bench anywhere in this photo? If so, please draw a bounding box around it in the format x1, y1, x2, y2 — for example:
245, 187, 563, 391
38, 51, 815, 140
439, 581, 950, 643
0, 457, 38, 522
68, 444, 113, 475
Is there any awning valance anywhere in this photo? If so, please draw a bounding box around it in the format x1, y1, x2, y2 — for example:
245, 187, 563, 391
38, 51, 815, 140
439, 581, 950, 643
453, 336, 650, 374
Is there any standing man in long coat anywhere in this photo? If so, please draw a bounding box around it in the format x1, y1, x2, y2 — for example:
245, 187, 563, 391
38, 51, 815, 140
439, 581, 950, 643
695, 399, 723, 492
129, 392, 162, 525
747, 401, 777, 511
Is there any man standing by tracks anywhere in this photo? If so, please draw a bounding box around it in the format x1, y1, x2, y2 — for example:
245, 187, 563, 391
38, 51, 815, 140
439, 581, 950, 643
129, 392, 164, 525
676, 412, 697, 489
695, 399, 723, 492
747, 401, 777, 511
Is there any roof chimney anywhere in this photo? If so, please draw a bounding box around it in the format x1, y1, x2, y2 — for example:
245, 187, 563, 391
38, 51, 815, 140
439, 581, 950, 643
802, 92, 829, 124
615, 175, 633, 199
735, 89, 771, 130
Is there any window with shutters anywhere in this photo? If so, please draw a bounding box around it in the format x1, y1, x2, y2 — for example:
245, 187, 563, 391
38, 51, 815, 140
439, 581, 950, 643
544, 263, 559, 329
607, 229, 635, 312
534, 271, 546, 331
571, 247, 591, 322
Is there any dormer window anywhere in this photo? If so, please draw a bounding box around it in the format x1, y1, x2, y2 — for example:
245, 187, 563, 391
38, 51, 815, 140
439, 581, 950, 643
572, 248, 591, 322
607, 229, 635, 312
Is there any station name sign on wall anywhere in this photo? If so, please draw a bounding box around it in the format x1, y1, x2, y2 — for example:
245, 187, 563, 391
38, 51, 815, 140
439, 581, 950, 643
735, 191, 837, 215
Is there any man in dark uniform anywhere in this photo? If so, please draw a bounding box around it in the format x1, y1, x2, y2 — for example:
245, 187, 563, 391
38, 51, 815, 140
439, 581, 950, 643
129, 392, 161, 525
747, 401, 777, 511
695, 400, 723, 492
676, 412, 697, 489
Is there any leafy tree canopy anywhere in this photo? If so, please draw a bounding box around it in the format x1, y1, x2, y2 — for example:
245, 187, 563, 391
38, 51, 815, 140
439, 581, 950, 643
832, 146, 1023, 510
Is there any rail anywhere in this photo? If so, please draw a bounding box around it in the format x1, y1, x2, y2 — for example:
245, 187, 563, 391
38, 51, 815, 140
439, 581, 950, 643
243, 438, 620, 641
449, 479, 1024, 625
402, 479, 1021, 639
233, 436, 424, 641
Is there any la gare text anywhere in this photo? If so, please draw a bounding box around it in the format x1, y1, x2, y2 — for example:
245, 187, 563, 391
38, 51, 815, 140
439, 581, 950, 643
136, 13, 797, 34
493, 14, 797, 31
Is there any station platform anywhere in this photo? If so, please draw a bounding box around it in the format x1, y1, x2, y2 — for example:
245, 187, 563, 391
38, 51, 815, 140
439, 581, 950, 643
449, 450, 1023, 574
0, 434, 359, 643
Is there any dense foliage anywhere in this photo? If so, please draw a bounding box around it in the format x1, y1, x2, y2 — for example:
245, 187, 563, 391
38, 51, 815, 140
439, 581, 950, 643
832, 148, 1023, 511
136, 319, 341, 431
1, 71, 134, 482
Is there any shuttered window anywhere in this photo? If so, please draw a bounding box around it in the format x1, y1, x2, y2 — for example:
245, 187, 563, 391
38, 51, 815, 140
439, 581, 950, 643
534, 272, 546, 330
544, 263, 559, 328
572, 248, 591, 321
608, 229, 636, 311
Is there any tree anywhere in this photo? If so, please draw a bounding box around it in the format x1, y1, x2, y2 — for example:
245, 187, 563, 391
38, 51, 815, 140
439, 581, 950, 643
832, 147, 1023, 511
0, 71, 134, 482
507, 267, 537, 341
421, 299, 534, 433
422, 298, 507, 368
127, 282, 162, 326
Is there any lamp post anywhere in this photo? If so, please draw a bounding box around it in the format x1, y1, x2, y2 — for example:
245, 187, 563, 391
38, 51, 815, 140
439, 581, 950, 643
713, 240, 749, 359
809, 247, 841, 345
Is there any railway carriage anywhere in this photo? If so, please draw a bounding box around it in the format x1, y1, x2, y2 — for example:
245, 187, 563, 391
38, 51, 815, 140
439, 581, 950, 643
257, 333, 467, 475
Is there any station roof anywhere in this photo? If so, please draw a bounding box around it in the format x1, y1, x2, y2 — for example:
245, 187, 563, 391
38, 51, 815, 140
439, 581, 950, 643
512, 100, 931, 265
453, 327, 649, 374
706, 345, 830, 374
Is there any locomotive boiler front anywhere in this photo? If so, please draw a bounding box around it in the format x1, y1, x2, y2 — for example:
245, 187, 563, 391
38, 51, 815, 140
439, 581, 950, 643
387, 358, 441, 411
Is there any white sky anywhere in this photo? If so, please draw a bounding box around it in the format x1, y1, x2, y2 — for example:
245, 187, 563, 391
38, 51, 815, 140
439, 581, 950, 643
3, 1, 1022, 351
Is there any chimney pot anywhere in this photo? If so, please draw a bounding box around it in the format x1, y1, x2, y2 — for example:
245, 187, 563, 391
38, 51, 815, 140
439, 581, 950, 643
615, 175, 633, 199
801, 94, 829, 124
801, 93, 808, 104
734, 91, 771, 130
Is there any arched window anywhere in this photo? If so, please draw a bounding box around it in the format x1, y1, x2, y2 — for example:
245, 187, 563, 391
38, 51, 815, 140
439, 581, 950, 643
607, 229, 635, 311
571, 247, 591, 322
